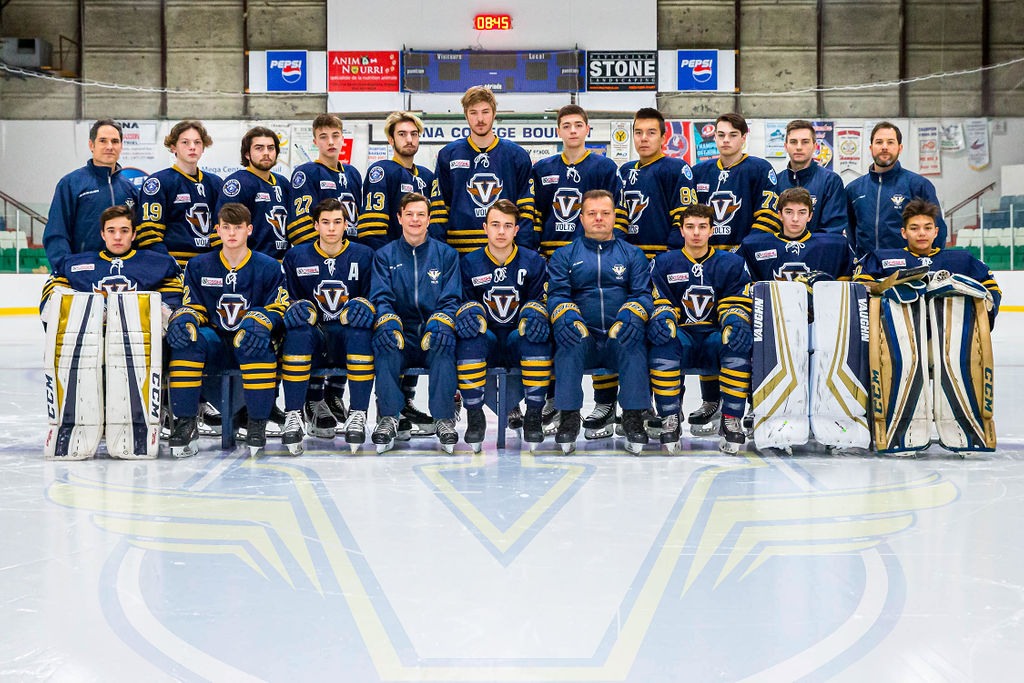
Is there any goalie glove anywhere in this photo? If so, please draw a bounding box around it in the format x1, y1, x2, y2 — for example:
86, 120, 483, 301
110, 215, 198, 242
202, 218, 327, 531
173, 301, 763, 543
863, 264, 929, 295
608, 301, 649, 347
517, 301, 550, 343
647, 305, 678, 345
372, 314, 404, 354
792, 269, 834, 293
166, 308, 202, 350
340, 297, 375, 328
421, 312, 456, 353
283, 299, 318, 329
233, 309, 274, 355
455, 301, 488, 339
720, 306, 753, 355
551, 302, 589, 347
927, 270, 994, 310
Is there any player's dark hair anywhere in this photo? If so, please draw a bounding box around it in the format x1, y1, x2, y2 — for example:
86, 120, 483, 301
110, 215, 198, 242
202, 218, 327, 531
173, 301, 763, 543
902, 199, 940, 225
313, 197, 344, 224
581, 189, 615, 210
398, 192, 429, 213
716, 113, 748, 136
871, 121, 903, 145
218, 202, 252, 226
164, 120, 212, 150
99, 205, 134, 231
313, 114, 344, 132
240, 126, 280, 165
785, 119, 815, 139
461, 86, 497, 113
384, 111, 424, 139
633, 107, 665, 129
486, 199, 519, 223
778, 187, 814, 213
89, 119, 122, 142
557, 104, 588, 126
680, 204, 715, 223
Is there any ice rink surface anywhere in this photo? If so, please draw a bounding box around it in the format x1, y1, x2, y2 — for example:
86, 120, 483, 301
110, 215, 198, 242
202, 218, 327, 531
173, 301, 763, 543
4, 313, 1024, 682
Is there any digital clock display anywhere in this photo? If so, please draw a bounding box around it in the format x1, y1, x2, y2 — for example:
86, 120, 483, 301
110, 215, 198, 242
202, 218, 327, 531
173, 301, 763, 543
475, 14, 513, 31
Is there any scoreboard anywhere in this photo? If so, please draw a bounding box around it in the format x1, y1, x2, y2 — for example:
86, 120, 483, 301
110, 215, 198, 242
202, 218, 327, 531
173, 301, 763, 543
401, 50, 583, 93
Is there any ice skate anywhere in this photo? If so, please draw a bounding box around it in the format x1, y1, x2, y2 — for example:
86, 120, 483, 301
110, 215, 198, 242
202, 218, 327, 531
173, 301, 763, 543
436, 418, 459, 454
506, 405, 524, 432
464, 408, 486, 453
304, 399, 338, 438
523, 405, 544, 453
541, 398, 560, 435
644, 408, 664, 438
583, 402, 616, 440
281, 409, 304, 456
719, 414, 745, 455
621, 409, 649, 455
402, 398, 435, 436
246, 418, 268, 457
659, 413, 681, 455
265, 406, 286, 438
556, 409, 581, 454
343, 410, 367, 453
325, 389, 348, 427
372, 415, 399, 454
169, 417, 199, 458
197, 401, 222, 436
742, 413, 754, 438
688, 400, 721, 437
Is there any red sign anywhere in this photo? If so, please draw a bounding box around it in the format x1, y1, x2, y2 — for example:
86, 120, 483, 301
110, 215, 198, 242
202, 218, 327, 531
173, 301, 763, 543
328, 51, 400, 92
475, 14, 513, 30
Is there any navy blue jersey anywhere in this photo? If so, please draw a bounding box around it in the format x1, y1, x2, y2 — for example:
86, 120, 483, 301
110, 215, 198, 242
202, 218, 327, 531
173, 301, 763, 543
650, 247, 752, 329
287, 160, 363, 246
136, 166, 224, 267
775, 162, 847, 235
692, 155, 782, 247
615, 154, 697, 259
214, 167, 291, 260
430, 137, 536, 252
460, 245, 547, 335
179, 249, 289, 332
532, 151, 622, 258
737, 230, 854, 282
41, 249, 184, 311
369, 236, 462, 338
357, 158, 434, 251
281, 240, 374, 322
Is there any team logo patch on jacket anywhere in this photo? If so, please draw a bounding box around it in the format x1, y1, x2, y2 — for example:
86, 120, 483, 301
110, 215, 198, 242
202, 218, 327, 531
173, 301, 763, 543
427, 268, 441, 285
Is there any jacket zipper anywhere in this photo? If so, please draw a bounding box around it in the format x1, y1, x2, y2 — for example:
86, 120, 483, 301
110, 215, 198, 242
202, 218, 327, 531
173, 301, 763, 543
597, 243, 606, 333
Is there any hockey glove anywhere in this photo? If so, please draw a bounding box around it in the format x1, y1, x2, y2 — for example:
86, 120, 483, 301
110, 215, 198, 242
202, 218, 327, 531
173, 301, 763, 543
864, 265, 929, 296
608, 301, 649, 347
517, 301, 550, 343
793, 269, 834, 294
372, 314, 405, 354
283, 299, 318, 330
551, 302, 589, 348
455, 302, 488, 339
421, 312, 456, 354
340, 297, 375, 328
166, 308, 202, 350
720, 307, 753, 355
927, 270, 994, 309
883, 279, 928, 305
647, 305, 678, 345
233, 310, 274, 355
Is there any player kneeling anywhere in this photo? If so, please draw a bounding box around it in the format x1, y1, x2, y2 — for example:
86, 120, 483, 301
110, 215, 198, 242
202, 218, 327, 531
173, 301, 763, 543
41, 205, 183, 459
280, 198, 376, 454
456, 200, 552, 452
165, 203, 290, 457
856, 199, 1000, 454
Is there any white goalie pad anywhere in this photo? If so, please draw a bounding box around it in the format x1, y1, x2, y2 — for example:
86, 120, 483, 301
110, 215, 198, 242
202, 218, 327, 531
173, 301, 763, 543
751, 281, 809, 449
43, 291, 105, 460
105, 292, 163, 459
810, 282, 871, 449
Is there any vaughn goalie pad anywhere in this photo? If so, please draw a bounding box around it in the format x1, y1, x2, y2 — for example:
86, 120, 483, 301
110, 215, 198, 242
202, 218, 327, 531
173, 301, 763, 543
869, 295, 932, 453
105, 292, 163, 459
928, 295, 996, 452
810, 282, 871, 449
751, 281, 809, 449
43, 292, 105, 460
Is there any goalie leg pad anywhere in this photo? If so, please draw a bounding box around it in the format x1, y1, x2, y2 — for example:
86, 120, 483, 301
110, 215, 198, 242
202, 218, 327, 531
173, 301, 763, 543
810, 282, 871, 449
105, 292, 163, 459
43, 292, 105, 460
929, 295, 996, 452
750, 281, 809, 449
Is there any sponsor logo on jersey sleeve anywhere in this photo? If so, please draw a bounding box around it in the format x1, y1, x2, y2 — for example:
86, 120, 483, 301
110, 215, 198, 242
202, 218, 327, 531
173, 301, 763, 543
541, 174, 560, 186
451, 159, 471, 170
368, 166, 385, 184
70, 263, 95, 272
297, 266, 320, 277
291, 171, 306, 189
142, 177, 161, 195
201, 277, 224, 287
754, 249, 777, 260
881, 258, 907, 268
471, 274, 493, 286
666, 272, 689, 283
223, 179, 241, 197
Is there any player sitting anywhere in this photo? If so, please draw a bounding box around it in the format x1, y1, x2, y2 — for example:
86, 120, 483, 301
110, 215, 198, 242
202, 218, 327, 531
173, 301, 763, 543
165, 202, 290, 457
646, 204, 754, 454
455, 199, 552, 452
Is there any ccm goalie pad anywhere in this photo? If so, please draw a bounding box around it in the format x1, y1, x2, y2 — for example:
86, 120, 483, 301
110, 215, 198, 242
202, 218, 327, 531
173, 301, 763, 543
750, 281, 809, 450
810, 281, 871, 449
43, 292, 105, 460
927, 272, 996, 452
105, 292, 163, 459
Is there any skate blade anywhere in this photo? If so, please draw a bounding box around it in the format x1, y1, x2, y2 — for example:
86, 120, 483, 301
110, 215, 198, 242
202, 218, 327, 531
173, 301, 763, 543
559, 442, 576, 455
469, 442, 483, 453
718, 438, 741, 455
689, 423, 719, 437
441, 443, 456, 455
375, 440, 394, 454
247, 445, 264, 457
170, 440, 199, 459
584, 427, 615, 440
527, 441, 541, 453
284, 442, 304, 456
349, 443, 362, 454
663, 441, 680, 455
624, 441, 645, 455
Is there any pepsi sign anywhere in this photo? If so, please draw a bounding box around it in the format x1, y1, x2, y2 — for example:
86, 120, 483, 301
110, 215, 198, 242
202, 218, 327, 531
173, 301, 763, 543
677, 50, 718, 90
267, 50, 307, 91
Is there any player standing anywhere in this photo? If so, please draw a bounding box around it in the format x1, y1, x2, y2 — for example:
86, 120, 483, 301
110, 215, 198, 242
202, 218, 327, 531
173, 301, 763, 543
775, 119, 847, 234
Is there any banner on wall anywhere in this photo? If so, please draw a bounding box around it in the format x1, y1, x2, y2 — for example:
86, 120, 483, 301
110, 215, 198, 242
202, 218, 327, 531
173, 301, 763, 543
813, 120, 834, 170
609, 121, 631, 161
964, 118, 990, 170
328, 51, 400, 92
662, 121, 694, 165
941, 122, 965, 152
267, 51, 309, 92
916, 122, 941, 176
660, 50, 736, 92
764, 121, 787, 158
693, 121, 718, 162
836, 128, 862, 174
586, 51, 657, 91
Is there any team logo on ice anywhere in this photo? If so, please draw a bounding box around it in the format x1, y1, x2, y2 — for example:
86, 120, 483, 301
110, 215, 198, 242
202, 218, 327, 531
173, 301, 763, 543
552, 188, 582, 231
427, 268, 442, 285
483, 285, 520, 323
313, 279, 349, 319
216, 292, 250, 330
467, 174, 504, 216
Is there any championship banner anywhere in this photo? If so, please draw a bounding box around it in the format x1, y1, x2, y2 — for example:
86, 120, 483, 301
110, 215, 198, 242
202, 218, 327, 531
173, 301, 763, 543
964, 118, 990, 170
586, 51, 657, 91
836, 128, 861, 174
813, 120, 835, 170
764, 121, 787, 158
328, 51, 400, 92
916, 122, 941, 176
609, 121, 631, 162
662, 121, 694, 165
693, 121, 718, 162
941, 122, 965, 152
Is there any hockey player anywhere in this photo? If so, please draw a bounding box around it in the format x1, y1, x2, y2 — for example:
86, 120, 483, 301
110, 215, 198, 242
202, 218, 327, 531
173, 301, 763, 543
287, 114, 363, 247
689, 113, 781, 435
279, 198, 375, 454
213, 127, 291, 260
846, 122, 948, 257
165, 202, 290, 457
548, 190, 653, 454
357, 111, 434, 250
455, 199, 551, 452
429, 86, 536, 252
44, 119, 139, 271
775, 119, 847, 234
135, 120, 223, 267
647, 204, 754, 454
369, 193, 461, 453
